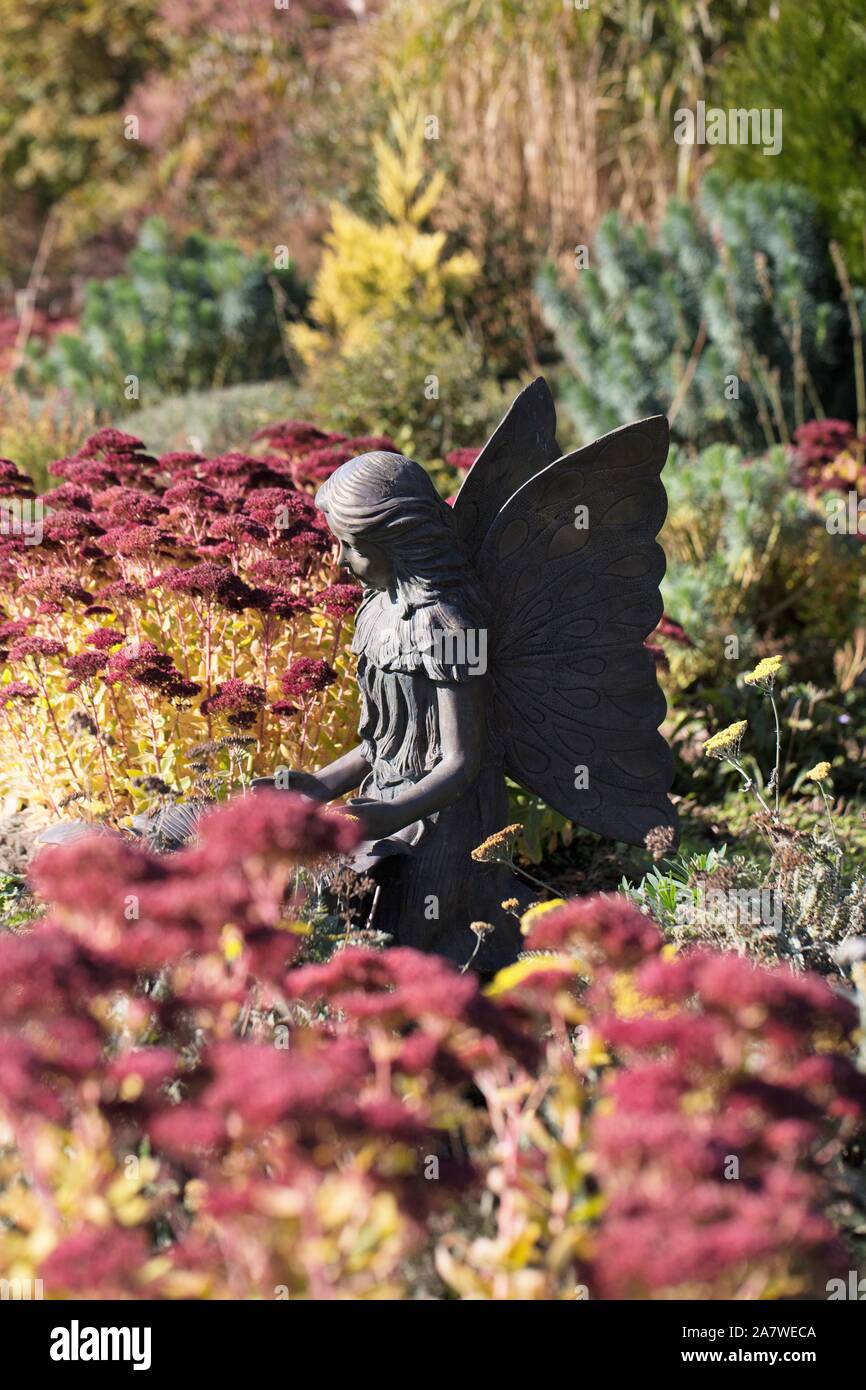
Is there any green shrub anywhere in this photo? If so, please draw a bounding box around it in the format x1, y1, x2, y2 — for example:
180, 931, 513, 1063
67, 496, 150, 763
658, 668, 866, 972
27, 218, 307, 410
302, 316, 510, 464
658, 439, 866, 803
662, 442, 863, 677
537, 178, 862, 452
712, 0, 866, 281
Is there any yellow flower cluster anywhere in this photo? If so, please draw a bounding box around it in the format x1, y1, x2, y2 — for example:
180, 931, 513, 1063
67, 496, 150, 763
470, 823, 523, 864
805, 761, 832, 782
743, 655, 783, 689
703, 720, 748, 760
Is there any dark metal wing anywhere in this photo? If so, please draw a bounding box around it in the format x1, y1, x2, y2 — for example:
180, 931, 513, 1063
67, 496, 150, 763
480, 416, 678, 847
452, 377, 560, 555
129, 799, 209, 850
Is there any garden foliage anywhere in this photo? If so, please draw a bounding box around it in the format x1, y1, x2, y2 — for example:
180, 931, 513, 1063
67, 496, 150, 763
291, 101, 477, 367
0, 421, 395, 818
0, 800, 862, 1299
628, 663, 866, 973
375, 1, 753, 370
713, 0, 866, 280
655, 424, 866, 806
27, 219, 307, 410
537, 178, 861, 451
662, 443, 864, 683
293, 101, 497, 461
0, 0, 167, 265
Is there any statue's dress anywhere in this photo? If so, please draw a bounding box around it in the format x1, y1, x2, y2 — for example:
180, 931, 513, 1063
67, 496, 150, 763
349, 586, 525, 971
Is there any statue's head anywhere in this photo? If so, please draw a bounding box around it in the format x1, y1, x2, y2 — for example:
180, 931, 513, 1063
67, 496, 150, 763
316, 451, 478, 615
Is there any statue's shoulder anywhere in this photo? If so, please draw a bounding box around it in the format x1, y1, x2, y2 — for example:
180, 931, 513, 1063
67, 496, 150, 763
426, 591, 484, 635
413, 594, 487, 681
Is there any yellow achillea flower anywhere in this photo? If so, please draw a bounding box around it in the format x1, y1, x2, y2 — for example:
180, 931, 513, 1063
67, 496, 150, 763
220, 923, 244, 963
806, 761, 832, 782
703, 720, 748, 760
519, 897, 567, 936
744, 655, 783, 688
484, 953, 579, 997
471, 823, 523, 864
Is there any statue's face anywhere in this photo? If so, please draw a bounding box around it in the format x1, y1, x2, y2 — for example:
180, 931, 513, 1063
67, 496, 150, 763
336, 534, 392, 590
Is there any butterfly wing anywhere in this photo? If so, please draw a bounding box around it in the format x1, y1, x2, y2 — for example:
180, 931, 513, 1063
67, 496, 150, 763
480, 415, 677, 847
452, 377, 560, 555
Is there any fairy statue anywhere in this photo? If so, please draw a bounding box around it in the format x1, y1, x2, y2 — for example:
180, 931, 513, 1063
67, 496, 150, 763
262, 378, 677, 972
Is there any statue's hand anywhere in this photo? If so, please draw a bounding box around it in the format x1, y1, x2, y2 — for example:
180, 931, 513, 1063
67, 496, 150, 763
345, 796, 408, 840
251, 771, 328, 802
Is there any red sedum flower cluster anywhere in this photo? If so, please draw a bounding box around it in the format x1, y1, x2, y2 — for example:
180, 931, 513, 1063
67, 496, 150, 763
1, 847, 861, 1300
0, 421, 380, 816
0, 792, 532, 1297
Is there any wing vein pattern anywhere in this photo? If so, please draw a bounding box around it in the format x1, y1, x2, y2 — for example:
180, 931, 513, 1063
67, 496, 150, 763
454, 383, 677, 847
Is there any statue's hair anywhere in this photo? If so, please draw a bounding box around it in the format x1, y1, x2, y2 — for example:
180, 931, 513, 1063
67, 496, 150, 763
316, 452, 485, 618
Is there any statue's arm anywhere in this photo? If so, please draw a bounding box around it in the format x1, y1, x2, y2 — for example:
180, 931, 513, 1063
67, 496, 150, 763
314, 744, 372, 798
348, 680, 485, 839
252, 744, 370, 802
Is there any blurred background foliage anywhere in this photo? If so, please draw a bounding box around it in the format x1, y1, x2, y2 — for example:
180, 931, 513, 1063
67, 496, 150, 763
713, 0, 866, 280
1, 0, 864, 850
537, 177, 863, 451
26, 217, 307, 411
0, 0, 167, 250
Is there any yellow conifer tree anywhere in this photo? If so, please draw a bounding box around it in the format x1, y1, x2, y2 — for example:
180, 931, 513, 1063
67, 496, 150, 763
291, 101, 478, 364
